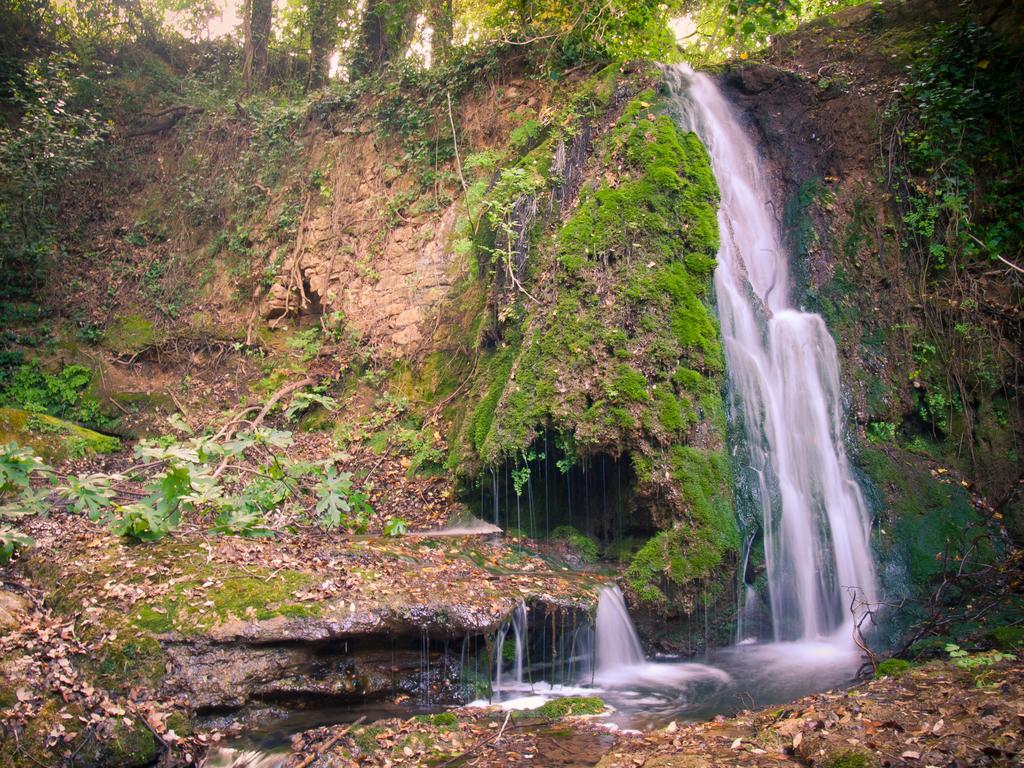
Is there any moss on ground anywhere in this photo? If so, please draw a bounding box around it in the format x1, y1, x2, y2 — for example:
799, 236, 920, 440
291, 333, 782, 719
0, 407, 121, 463
528, 696, 606, 718
875, 658, 912, 677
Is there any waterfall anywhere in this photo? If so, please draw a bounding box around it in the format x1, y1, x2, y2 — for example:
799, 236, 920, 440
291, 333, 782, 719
493, 601, 527, 694
668, 64, 878, 642
595, 585, 645, 672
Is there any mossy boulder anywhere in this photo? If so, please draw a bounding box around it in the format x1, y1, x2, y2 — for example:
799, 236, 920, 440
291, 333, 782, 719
101, 314, 159, 355
0, 407, 120, 463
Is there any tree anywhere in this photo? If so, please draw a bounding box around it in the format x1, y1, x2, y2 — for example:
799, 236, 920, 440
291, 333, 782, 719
307, 0, 340, 89
243, 0, 274, 93
428, 0, 453, 63
350, 0, 421, 79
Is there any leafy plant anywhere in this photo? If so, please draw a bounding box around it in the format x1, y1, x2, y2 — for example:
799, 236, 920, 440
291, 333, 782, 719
945, 643, 1015, 670
212, 503, 273, 538
110, 502, 174, 542
285, 391, 339, 422
867, 421, 896, 443
0, 442, 53, 494
383, 517, 408, 537
59, 473, 117, 521
0, 525, 33, 564
315, 466, 372, 531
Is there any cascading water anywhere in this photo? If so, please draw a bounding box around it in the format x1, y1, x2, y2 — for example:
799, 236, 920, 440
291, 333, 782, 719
667, 64, 878, 642
595, 584, 645, 673
494, 601, 528, 692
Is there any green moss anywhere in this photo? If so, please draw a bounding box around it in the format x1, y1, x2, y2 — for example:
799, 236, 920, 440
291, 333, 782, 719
550, 525, 599, 563
875, 658, 912, 677
353, 725, 386, 755
128, 569, 321, 636
0, 407, 120, 463
165, 711, 193, 738
528, 696, 605, 718
859, 447, 990, 587
101, 314, 158, 354
820, 748, 878, 768
94, 636, 166, 688
448, 84, 735, 614
609, 364, 649, 403
415, 712, 459, 728
105, 716, 159, 767
625, 446, 737, 604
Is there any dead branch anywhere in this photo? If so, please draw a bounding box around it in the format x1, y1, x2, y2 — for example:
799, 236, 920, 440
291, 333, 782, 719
293, 716, 366, 768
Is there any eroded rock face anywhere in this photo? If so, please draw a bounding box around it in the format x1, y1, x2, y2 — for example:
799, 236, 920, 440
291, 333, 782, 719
161, 597, 592, 712
263, 140, 461, 355
164, 640, 457, 710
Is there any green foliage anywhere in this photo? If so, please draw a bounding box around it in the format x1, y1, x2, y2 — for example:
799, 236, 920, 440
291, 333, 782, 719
110, 502, 175, 542
286, 390, 339, 421
286, 328, 323, 361
945, 643, 1015, 670
384, 517, 408, 536
212, 504, 274, 538
0, 51, 106, 296
892, 21, 1023, 275
685, 0, 864, 61
0, 361, 110, 428
58, 473, 116, 521
0, 524, 33, 564
484, 0, 681, 66
991, 626, 1024, 650
0, 442, 53, 495
394, 426, 445, 476
867, 421, 896, 443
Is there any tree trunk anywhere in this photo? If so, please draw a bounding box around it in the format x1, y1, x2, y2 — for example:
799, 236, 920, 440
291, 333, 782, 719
243, 0, 273, 93
307, 0, 339, 90
350, 0, 421, 80
429, 0, 452, 64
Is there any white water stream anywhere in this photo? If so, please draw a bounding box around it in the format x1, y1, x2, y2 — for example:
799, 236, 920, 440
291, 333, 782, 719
669, 63, 877, 641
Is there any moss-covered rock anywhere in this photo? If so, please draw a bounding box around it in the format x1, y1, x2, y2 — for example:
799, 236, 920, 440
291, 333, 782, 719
528, 695, 606, 718
0, 407, 120, 463
448, 80, 737, 614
